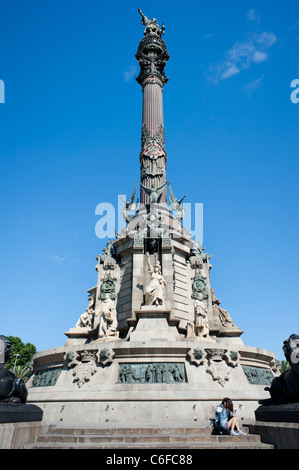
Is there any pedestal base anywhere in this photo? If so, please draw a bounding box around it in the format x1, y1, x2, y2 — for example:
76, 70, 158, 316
129, 308, 180, 342
255, 403, 299, 423
0, 403, 43, 423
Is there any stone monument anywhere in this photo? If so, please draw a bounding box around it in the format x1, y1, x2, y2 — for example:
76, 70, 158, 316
26, 10, 278, 425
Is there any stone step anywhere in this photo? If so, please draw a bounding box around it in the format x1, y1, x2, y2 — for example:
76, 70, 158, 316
35, 433, 261, 445
47, 425, 250, 436
47, 426, 222, 436
23, 440, 273, 449
21, 424, 274, 449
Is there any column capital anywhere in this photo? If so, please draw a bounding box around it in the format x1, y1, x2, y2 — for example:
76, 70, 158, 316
135, 33, 170, 88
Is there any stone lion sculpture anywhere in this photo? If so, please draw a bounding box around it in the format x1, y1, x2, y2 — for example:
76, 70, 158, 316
0, 336, 28, 404
259, 334, 299, 406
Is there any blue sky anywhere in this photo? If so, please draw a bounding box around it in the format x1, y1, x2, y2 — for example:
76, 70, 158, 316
0, 1, 298, 361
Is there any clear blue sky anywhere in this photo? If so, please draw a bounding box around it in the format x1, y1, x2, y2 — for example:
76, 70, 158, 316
0, 1, 298, 361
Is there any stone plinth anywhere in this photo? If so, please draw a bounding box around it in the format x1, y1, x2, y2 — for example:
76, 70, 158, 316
64, 327, 94, 346
244, 403, 299, 449
128, 308, 180, 342
255, 403, 299, 423
246, 421, 299, 450
0, 403, 43, 423
27, 340, 278, 425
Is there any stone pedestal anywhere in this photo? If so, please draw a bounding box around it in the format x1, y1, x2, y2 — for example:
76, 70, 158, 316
129, 308, 180, 342
245, 403, 299, 449
64, 327, 94, 346
0, 403, 43, 423
255, 403, 299, 423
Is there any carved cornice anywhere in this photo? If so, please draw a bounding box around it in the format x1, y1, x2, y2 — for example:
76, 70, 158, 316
136, 33, 170, 87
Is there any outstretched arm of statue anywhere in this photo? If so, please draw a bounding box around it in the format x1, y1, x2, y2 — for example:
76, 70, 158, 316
146, 252, 154, 274
137, 7, 149, 25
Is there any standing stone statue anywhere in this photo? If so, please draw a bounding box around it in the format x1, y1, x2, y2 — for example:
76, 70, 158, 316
95, 293, 119, 339
194, 293, 210, 339
187, 294, 210, 340
144, 253, 166, 307
137, 7, 165, 36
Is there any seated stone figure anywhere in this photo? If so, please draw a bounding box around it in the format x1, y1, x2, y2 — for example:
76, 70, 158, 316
259, 334, 299, 406
0, 336, 28, 404
75, 295, 95, 329
95, 293, 119, 339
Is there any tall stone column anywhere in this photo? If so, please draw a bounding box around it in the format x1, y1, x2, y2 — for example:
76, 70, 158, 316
135, 12, 170, 206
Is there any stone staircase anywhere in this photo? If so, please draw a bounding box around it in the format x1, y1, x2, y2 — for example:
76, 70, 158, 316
22, 424, 274, 449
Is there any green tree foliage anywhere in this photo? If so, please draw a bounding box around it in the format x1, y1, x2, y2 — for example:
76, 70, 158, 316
280, 360, 290, 373
5, 336, 37, 370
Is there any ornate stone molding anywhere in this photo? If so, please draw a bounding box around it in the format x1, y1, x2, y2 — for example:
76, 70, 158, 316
72, 350, 98, 388
204, 348, 239, 387
205, 349, 230, 387
97, 348, 115, 367
99, 274, 117, 301
191, 270, 208, 301
187, 348, 204, 367
135, 32, 170, 88
142, 76, 164, 88
141, 124, 165, 158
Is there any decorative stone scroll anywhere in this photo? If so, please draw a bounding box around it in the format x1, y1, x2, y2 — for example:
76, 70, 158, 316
118, 363, 186, 384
